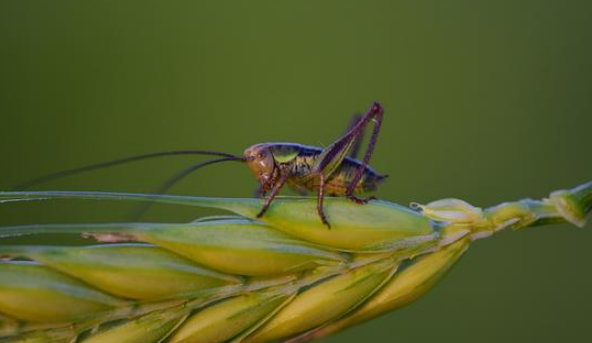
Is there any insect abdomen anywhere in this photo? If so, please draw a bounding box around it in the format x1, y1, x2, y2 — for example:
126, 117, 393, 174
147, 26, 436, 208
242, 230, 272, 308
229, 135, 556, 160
290, 154, 385, 196
326, 160, 385, 195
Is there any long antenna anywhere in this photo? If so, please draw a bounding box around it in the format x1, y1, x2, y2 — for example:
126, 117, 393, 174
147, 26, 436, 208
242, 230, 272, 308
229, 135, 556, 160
13, 150, 241, 190
132, 156, 246, 219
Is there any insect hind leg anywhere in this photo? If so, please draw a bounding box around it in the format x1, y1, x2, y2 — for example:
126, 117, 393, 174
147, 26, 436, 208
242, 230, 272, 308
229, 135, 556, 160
345, 102, 384, 204
344, 114, 364, 159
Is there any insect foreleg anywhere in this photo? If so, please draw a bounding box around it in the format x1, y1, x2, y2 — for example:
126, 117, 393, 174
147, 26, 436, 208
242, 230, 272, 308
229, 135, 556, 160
256, 166, 290, 218
253, 184, 266, 198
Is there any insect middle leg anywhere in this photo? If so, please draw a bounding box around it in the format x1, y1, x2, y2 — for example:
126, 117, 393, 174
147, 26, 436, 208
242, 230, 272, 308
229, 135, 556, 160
316, 174, 330, 228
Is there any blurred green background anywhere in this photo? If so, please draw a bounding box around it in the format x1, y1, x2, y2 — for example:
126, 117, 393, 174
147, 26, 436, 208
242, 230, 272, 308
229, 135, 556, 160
1, 0, 591, 342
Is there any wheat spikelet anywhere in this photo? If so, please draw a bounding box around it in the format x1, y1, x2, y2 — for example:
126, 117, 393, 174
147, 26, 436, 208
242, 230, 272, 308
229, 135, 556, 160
0, 180, 589, 343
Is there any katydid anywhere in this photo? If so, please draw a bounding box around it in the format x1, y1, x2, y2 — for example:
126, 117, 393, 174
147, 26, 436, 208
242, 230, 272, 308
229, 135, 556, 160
14, 103, 387, 227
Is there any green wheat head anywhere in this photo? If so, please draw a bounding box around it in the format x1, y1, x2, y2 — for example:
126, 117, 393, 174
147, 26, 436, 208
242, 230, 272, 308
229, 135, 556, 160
0, 180, 590, 343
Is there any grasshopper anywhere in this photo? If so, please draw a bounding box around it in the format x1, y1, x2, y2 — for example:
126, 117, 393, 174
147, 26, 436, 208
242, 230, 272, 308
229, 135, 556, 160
14, 103, 387, 227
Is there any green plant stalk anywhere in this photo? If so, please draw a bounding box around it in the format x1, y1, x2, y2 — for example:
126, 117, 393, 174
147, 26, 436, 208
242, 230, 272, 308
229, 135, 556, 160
548, 180, 592, 227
